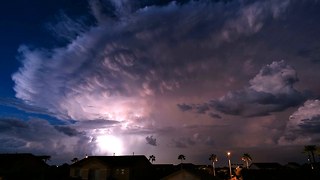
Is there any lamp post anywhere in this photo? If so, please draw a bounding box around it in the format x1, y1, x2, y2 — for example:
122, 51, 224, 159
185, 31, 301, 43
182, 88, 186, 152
227, 152, 232, 179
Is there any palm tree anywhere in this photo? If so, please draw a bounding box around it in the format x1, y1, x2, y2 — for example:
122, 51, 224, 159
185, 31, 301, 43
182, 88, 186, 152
178, 154, 186, 163
71, 157, 79, 163
38, 155, 51, 163
304, 145, 317, 169
149, 155, 156, 164
209, 154, 218, 176
241, 153, 252, 168
178, 154, 186, 169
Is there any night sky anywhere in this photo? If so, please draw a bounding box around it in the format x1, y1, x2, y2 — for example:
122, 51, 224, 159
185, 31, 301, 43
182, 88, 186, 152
1, 0, 320, 166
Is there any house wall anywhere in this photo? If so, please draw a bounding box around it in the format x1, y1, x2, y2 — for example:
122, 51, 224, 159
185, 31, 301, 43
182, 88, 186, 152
69, 156, 153, 180
70, 161, 131, 180
70, 160, 109, 180
110, 167, 130, 180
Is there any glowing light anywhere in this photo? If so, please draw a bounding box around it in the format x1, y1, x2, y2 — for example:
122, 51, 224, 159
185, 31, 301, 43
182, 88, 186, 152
96, 135, 123, 155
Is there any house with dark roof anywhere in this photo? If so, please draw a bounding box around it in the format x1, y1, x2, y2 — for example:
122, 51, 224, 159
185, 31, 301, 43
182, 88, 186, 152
69, 155, 154, 180
0, 153, 49, 180
153, 164, 176, 178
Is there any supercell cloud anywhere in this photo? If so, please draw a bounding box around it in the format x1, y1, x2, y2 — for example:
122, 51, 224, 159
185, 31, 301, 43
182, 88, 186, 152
12, 0, 292, 122
4, 0, 320, 164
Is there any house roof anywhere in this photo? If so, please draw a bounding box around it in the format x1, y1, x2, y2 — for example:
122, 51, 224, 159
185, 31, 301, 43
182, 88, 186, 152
71, 155, 152, 167
0, 153, 49, 169
161, 168, 221, 180
153, 164, 175, 168
176, 163, 197, 169
285, 162, 301, 169
249, 163, 282, 170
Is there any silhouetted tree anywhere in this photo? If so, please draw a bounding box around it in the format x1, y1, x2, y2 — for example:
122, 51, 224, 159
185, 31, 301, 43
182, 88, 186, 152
241, 153, 252, 168
71, 157, 79, 163
149, 155, 156, 163
178, 154, 186, 169
304, 145, 317, 169
316, 148, 320, 162
178, 154, 186, 163
38, 155, 51, 163
209, 154, 218, 176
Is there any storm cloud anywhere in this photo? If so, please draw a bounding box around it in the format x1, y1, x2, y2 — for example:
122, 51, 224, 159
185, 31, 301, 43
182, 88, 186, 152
12, 0, 293, 122
4, 0, 320, 165
179, 61, 306, 117
279, 100, 320, 144
0, 118, 95, 158
145, 135, 157, 146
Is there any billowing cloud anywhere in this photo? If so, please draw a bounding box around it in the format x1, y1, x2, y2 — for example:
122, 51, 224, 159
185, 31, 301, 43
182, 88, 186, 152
288, 100, 320, 129
73, 119, 120, 130
54, 126, 83, 137
279, 99, 320, 145
12, 0, 292, 123
145, 135, 157, 146
249, 60, 299, 94
177, 103, 193, 112
0, 118, 95, 162
5, 0, 320, 165
209, 113, 222, 119
179, 61, 306, 117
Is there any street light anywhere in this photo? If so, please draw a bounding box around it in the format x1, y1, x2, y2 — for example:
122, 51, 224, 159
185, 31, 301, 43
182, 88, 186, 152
227, 152, 232, 179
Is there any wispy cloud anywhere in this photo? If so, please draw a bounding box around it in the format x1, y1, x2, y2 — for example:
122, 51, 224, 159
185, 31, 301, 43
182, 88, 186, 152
0, 97, 53, 116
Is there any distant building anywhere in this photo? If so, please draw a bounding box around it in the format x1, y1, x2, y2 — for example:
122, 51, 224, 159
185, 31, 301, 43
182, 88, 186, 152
69, 155, 154, 180
0, 153, 49, 180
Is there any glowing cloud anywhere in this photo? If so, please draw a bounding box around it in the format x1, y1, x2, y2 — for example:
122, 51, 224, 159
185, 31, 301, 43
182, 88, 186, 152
95, 135, 123, 155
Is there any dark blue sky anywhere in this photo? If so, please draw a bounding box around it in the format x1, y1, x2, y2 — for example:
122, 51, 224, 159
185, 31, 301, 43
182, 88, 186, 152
0, 0, 86, 94
1, 0, 320, 166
